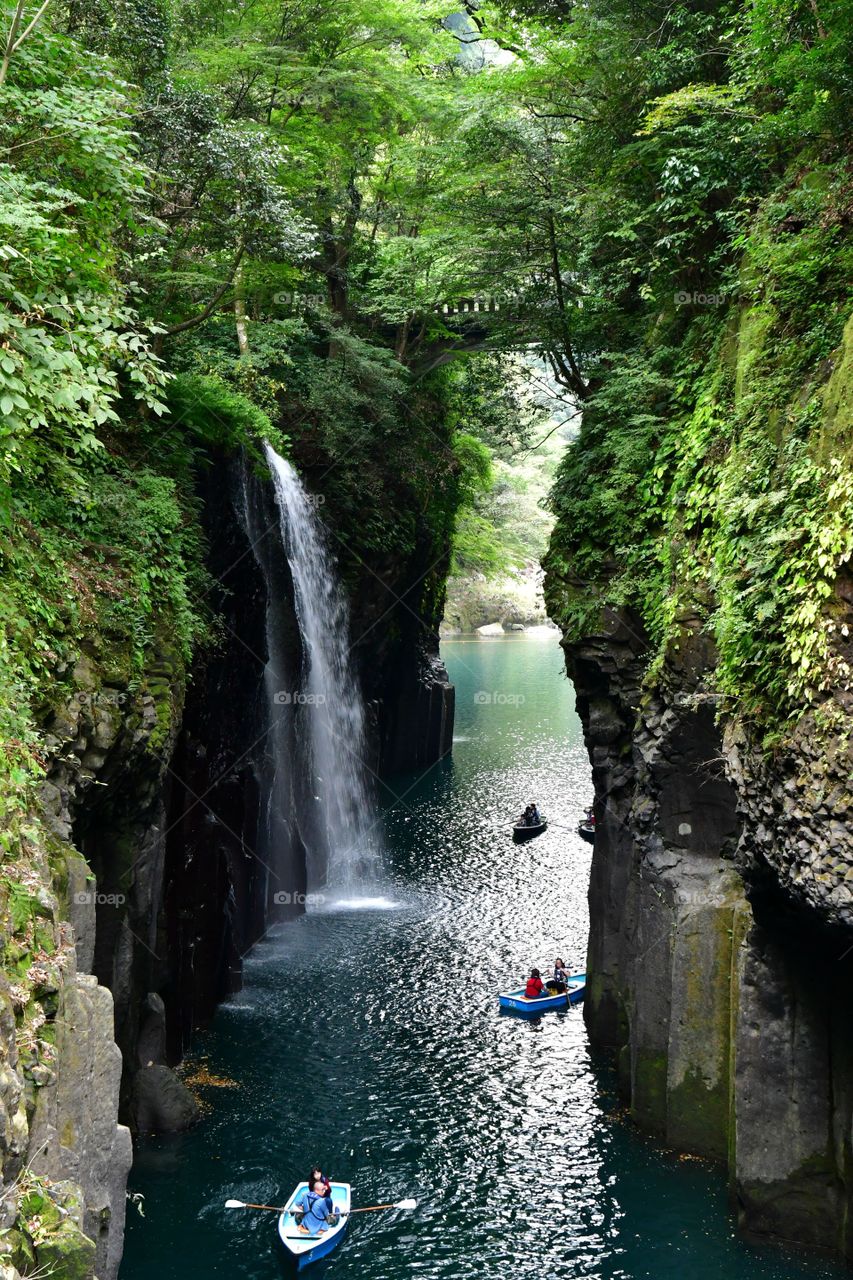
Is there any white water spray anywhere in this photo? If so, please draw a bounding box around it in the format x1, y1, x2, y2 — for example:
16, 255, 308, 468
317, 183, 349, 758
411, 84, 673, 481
264, 444, 382, 893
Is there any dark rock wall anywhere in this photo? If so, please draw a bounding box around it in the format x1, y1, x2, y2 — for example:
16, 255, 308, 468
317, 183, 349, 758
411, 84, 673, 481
562, 599, 853, 1261
62, 444, 456, 1098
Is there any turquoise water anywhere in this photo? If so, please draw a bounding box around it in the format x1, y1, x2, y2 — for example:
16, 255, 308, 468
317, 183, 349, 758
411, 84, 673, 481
122, 634, 842, 1279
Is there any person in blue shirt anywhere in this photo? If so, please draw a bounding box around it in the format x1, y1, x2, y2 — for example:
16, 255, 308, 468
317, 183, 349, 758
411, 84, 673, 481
294, 1180, 335, 1235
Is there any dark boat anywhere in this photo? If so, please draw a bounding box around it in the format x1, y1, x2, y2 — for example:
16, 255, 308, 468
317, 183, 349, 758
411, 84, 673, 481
577, 820, 595, 844
513, 816, 547, 841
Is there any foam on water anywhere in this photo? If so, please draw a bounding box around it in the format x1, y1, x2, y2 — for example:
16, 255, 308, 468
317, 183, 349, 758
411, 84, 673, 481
314, 895, 401, 913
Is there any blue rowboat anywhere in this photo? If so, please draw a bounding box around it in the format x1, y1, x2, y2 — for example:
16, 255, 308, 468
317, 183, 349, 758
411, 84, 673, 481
278, 1182, 351, 1269
499, 973, 586, 1015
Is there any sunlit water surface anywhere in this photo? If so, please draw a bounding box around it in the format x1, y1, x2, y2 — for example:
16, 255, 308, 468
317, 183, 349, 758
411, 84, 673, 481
123, 634, 841, 1280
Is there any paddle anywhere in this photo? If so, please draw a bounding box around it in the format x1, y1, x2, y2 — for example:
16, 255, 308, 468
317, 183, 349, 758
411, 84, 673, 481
343, 1199, 417, 1215
225, 1200, 286, 1211
225, 1197, 417, 1215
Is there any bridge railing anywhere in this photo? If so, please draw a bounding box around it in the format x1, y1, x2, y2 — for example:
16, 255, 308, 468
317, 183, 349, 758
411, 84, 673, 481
434, 293, 520, 316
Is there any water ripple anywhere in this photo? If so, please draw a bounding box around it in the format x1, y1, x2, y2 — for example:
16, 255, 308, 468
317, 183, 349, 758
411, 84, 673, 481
124, 638, 842, 1280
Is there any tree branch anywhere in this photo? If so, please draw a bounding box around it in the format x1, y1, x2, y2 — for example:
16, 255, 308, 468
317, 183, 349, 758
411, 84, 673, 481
0, 0, 25, 87
164, 244, 246, 337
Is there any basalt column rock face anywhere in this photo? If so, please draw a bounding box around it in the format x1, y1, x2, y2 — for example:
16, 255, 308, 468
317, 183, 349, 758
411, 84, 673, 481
351, 541, 455, 777
157, 455, 305, 1064
561, 596, 853, 1262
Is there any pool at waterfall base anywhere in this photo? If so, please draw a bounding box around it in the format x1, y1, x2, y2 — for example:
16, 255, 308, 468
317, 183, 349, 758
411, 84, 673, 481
121, 634, 842, 1280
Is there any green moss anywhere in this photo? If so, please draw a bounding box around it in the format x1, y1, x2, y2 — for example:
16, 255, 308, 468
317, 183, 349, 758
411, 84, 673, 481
35, 1221, 97, 1280
667, 898, 741, 1159
1, 1226, 37, 1271
632, 1050, 668, 1134
734, 303, 777, 406
668, 1064, 730, 1162
546, 149, 853, 738
819, 311, 853, 462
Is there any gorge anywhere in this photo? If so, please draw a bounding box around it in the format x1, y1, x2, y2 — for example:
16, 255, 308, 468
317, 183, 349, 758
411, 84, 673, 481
1, 1, 852, 1278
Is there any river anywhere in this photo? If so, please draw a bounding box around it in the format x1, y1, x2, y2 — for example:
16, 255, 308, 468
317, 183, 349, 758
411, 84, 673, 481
122, 633, 840, 1280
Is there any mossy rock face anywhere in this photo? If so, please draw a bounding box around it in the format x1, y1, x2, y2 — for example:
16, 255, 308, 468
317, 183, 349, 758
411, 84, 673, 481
734, 302, 777, 407
2, 1225, 36, 1271
583, 974, 629, 1053
632, 1050, 668, 1134
819, 311, 853, 463
668, 1065, 729, 1162
96, 633, 135, 688
20, 1189, 61, 1230
34, 1221, 96, 1280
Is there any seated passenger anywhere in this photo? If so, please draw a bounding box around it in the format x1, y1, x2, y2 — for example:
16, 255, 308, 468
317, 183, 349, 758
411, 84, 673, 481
307, 1165, 331, 1196
294, 1180, 335, 1235
550, 958, 569, 993
525, 968, 545, 998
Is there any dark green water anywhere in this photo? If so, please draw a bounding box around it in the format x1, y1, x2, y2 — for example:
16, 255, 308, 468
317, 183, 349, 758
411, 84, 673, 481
122, 634, 841, 1280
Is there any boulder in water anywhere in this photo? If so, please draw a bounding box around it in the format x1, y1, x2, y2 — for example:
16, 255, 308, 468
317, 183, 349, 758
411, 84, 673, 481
129, 1065, 199, 1134
475, 622, 504, 636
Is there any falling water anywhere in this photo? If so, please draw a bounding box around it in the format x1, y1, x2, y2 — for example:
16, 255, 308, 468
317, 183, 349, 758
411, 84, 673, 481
264, 443, 382, 896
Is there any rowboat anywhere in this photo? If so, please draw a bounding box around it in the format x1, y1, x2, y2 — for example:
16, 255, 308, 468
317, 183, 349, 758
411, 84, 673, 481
277, 1182, 351, 1269
577, 820, 595, 844
513, 817, 547, 841
499, 973, 586, 1014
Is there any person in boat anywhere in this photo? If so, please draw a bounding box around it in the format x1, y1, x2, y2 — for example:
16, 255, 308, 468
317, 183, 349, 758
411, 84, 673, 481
548, 958, 569, 993
294, 1179, 336, 1235
307, 1165, 331, 1196
521, 804, 534, 826
530, 803, 541, 825
525, 968, 546, 998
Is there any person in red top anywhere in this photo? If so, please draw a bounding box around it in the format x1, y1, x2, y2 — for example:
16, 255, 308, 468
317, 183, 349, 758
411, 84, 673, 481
525, 968, 545, 998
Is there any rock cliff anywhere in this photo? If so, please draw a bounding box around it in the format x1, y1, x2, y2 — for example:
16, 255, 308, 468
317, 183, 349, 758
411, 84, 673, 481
559, 590, 853, 1260
0, 448, 455, 1279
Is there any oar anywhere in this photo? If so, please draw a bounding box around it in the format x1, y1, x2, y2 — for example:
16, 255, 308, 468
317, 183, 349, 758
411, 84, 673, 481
343, 1199, 417, 1215
225, 1200, 286, 1211
225, 1197, 417, 1215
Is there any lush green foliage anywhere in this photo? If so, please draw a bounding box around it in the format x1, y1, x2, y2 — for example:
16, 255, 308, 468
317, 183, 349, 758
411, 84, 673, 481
1, 0, 851, 794
535, 0, 853, 731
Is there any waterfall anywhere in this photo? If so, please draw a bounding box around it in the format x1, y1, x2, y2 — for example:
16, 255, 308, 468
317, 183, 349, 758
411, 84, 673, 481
263, 443, 382, 897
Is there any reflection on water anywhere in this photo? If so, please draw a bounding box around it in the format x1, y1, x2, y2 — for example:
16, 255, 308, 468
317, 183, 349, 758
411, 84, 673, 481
122, 635, 841, 1280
